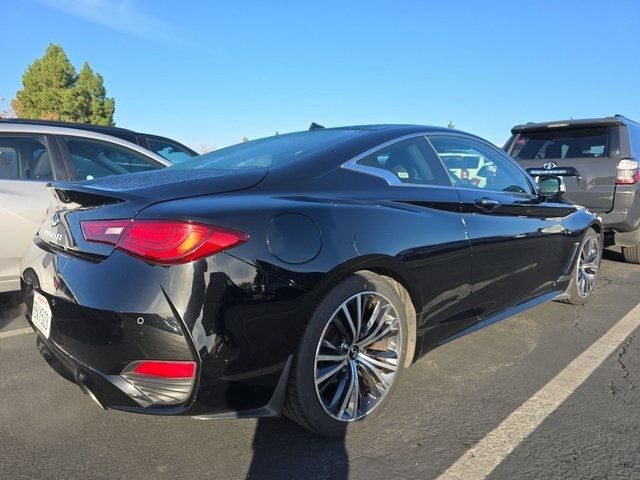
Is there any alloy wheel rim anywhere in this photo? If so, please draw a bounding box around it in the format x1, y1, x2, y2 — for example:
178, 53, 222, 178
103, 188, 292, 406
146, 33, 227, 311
314, 291, 401, 422
577, 235, 600, 297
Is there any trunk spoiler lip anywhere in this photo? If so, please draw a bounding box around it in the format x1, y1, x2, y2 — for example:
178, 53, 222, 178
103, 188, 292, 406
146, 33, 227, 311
45, 168, 270, 206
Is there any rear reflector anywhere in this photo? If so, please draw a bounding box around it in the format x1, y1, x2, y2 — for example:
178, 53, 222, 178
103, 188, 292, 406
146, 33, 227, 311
81, 219, 248, 265
616, 159, 639, 185
121, 360, 197, 407
131, 360, 196, 378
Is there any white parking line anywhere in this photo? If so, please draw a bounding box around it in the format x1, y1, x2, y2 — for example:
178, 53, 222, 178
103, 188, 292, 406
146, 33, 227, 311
438, 302, 640, 480
0, 327, 33, 340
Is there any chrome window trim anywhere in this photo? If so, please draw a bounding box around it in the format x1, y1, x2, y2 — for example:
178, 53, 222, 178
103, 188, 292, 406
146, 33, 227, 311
341, 130, 539, 198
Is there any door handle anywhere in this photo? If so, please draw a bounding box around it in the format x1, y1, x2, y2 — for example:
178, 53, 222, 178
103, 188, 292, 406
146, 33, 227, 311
474, 198, 501, 212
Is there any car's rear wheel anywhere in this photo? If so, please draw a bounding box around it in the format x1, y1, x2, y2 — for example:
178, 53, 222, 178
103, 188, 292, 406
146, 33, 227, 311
284, 272, 409, 437
561, 228, 602, 305
622, 244, 640, 264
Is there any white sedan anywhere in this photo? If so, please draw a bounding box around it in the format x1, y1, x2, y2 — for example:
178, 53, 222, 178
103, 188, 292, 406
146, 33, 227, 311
0, 122, 171, 293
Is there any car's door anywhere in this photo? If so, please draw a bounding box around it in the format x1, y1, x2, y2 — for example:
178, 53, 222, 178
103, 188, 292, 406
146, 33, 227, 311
0, 134, 65, 292
509, 125, 618, 213
429, 133, 576, 321
347, 135, 476, 343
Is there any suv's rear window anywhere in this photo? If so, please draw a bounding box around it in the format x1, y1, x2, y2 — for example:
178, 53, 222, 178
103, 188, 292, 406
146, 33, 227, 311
511, 127, 609, 160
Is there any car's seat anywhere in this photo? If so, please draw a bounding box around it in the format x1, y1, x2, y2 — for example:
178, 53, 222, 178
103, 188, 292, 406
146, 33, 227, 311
31, 151, 53, 180
385, 148, 418, 182
566, 144, 585, 158
544, 143, 563, 159
0, 154, 19, 179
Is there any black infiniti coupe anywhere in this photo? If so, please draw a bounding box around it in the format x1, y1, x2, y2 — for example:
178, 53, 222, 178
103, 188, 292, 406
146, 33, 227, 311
22, 125, 602, 436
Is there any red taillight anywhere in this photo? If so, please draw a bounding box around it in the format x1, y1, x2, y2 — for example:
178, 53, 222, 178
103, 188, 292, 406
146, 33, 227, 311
616, 159, 640, 185
130, 360, 196, 379
81, 219, 248, 265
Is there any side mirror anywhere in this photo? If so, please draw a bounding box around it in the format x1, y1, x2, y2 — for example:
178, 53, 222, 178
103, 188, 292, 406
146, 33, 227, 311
537, 175, 566, 199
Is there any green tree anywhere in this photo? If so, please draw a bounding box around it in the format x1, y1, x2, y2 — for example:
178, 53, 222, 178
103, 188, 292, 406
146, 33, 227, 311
68, 63, 115, 125
447, 120, 455, 129
12, 44, 115, 125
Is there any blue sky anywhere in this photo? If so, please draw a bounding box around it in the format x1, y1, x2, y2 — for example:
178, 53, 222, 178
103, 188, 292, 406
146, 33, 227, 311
2, 0, 639, 151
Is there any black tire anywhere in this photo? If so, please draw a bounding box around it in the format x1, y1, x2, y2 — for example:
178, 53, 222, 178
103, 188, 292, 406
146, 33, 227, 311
284, 271, 410, 437
622, 244, 640, 264
21, 269, 40, 311
560, 228, 603, 305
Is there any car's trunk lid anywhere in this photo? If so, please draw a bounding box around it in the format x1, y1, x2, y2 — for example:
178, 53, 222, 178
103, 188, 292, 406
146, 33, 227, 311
519, 155, 617, 212
38, 168, 267, 257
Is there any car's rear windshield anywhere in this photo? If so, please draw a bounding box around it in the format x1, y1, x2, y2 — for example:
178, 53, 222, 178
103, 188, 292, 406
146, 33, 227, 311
171, 129, 355, 171
511, 126, 610, 160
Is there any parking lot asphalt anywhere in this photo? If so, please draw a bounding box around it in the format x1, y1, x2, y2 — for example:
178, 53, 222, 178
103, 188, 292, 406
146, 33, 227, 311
1, 247, 639, 480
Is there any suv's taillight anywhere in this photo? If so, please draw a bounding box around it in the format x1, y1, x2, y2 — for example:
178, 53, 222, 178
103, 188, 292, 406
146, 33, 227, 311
81, 219, 248, 265
616, 159, 640, 185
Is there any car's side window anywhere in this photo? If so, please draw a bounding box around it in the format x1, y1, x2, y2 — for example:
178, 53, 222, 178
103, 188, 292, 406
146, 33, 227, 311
62, 137, 164, 180
429, 136, 534, 194
0, 136, 54, 181
356, 137, 452, 186
146, 137, 194, 164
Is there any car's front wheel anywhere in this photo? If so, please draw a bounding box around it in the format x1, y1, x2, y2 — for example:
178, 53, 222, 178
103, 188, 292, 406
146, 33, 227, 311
284, 272, 409, 437
561, 227, 603, 305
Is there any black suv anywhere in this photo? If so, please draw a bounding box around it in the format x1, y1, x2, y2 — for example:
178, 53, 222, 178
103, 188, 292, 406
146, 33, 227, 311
0, 119, 197, 164
504, 115, 640, 263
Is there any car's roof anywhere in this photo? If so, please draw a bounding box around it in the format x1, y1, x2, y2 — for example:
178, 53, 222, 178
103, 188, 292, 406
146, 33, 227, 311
300, 124, 490, 143
0, 118, 137, 135
318, 124, 454, 134
0, 122, 171, 166
511, 115, 639, 133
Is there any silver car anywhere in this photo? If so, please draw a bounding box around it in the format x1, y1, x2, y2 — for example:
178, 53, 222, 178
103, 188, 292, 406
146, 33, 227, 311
0, 123, 170, 293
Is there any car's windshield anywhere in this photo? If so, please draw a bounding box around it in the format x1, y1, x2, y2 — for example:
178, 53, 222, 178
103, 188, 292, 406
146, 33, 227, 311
512, 126, 610, 160
171, 129, 355, 171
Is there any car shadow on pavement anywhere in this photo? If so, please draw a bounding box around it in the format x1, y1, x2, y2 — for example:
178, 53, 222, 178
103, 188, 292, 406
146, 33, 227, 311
246, 418, 349, 480
602, 246, 625, 263
0, 291, 23, 329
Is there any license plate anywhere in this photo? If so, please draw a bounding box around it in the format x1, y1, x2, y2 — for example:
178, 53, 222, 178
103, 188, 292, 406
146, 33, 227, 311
32, 292, 52, 339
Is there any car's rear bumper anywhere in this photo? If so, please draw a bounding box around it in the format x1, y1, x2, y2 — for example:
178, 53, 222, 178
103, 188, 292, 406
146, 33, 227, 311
23, 282, 199, 414
0, 277, 20, 293
21, 243, 315, 418
601, 185, 640, 238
